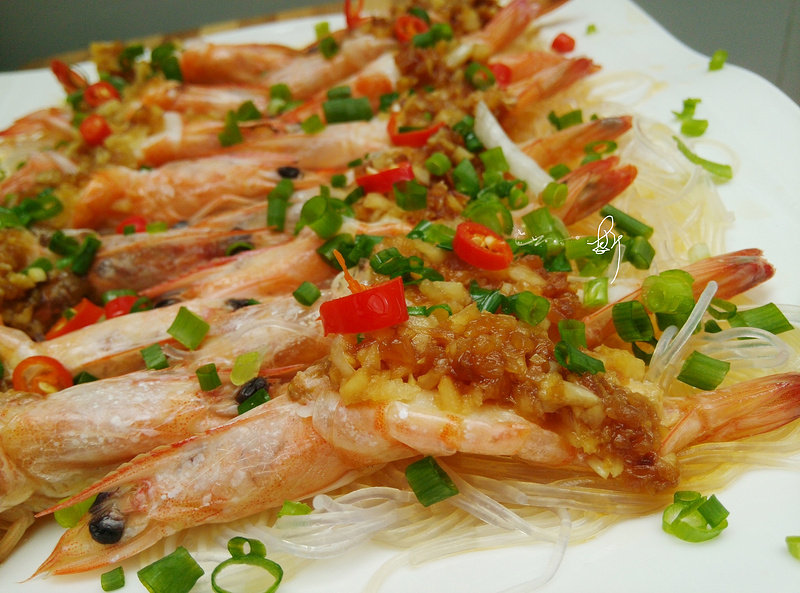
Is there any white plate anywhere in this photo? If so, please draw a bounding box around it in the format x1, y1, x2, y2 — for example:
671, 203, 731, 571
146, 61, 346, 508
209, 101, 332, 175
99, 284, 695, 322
2, 1, 800, 591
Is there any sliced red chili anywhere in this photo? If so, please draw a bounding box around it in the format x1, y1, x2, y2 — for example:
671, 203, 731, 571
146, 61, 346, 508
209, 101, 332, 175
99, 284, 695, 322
394, 15, 429, 42
104, 295, 140, 319
551, 32, 576, 53
79, 114, 112, 146
84, 81, 121, 107
452, 221, 513, 271
488, 63, 512, 88
387, 114, 444, 148
115, 215, 148, 234
50, 59, 88, 94
356, 162, 415, 194
344, 0, 365, 29
45, 298, 105, 340
319, 276, 408, 335
12, 356, 74, 395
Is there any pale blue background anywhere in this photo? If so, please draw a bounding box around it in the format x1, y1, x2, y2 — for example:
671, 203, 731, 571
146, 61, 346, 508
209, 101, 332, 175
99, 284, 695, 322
0, 1, 797, 103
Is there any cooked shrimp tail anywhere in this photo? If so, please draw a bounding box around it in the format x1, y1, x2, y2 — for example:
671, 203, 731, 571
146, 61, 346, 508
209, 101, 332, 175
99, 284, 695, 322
584, 249, 776, 347
660, 373, 800, 455
554, 156, 638, 225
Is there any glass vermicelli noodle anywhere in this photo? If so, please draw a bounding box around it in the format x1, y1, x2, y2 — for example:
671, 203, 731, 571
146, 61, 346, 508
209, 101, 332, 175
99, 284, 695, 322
0, 0, 798, 591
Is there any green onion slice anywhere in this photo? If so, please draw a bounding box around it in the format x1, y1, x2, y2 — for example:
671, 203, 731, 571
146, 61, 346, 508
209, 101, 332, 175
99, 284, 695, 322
167, 307, 210, 350
323, 97, 373, 123
673, 136, 733, 180
583, 277, 608, 307
54, 494, 97, 528
231, 351, 262, 386
101, 566, 125, 591
141, 343, 168, 370
196, 363, 222, 391
237, 387, 270, 415
277, 500, 313, 517
138, 546, 204, 593
393, 179, 428, 211
406, 220, 455, 250
293, 281, 321, 306
662, 490, 729, 542
211, 537, 283, 593
553, 341, 605, 375
728, 302, 793, 334
676, 350, 730, 390
425, 152, 452, 176
709, 49, 728, 71
548, 109, 583, 130
786, 536, 800, 560
405, 456, 459, 507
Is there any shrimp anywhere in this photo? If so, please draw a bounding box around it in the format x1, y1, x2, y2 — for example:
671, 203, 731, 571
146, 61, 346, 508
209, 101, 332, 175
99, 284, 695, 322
32, 357, 800, 576
179, 41, 302, 86
501, 57, 600, 140
139, 79, 272, 119
554, 155, 637, 225
583, 249, 777, 348
140, 117, 390, 168
69, 152, 330, 230
0, 151, 78, 199
1, 278, 330, 380
520, 116, 634, 171
88, 226, 291, 296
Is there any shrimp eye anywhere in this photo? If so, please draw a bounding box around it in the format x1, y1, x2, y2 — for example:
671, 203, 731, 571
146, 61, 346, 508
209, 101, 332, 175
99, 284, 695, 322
225, 298, 258, 311
89, 492, 126, 544
235, 376, 269, 404
277, 166, 301, 179
153, 297, 182, 309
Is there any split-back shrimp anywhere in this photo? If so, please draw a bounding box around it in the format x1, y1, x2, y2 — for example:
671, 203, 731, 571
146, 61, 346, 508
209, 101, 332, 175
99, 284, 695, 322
32, 357, 800, 576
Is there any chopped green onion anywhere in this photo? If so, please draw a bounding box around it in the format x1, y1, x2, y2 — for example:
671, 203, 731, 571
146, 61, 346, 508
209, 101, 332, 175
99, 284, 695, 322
138, 547, 204, 593
623, 235, 655, 270
704, 319, 723, 333
673, 136, 733, 179
408, 304, 453, 317
586, 23, 597, 34
599, 204, 653, 239
218, 112, 243, 147
370, 247, 443, 284
641, 273, 694, 314
210, 537, 282, 593
553, 341, 605, 375
236, 100, 262, 121
317, 233, 383, 269
612, 301, 655, 342
231, 351, 262, 386
407, 219, 455, 250
266, 178, 294, 232
548, 109, 583, 130
709, 49, 728, 71
786, 536, 800, 560
54, 494, 97, 528
681, 118, 708, 137
101, 567, 125, 591
452, 159, 481, 198
465, 62, 495, 89
225, 241, 254, 256
707, 297, 737, 320
405, 456, 459, 506
548, 163, 571, 179
101, 288, 137, 304
237, 387, 269, 415
425, 152, 452, 176
167, 306, 210, 350
295, 193, 350, 239
319, 36, 339, 59
393, 179, 428, 211
412, 22, 453, 47
558, 319, 588, 348
73, 370, 98, 384
326, 85, 351, 100
478, 146, 509, 174
323, 97, 373, 123
331, 173, 347, 188
677, 351, 730, 390
146, 221, 168, 233
301, 114, 325, 134
662, 490, 729, 542
270, 83, 292, 102
462, 194, 512, 235
344, 185, 365, 205
408, 6, 430, 23
314, 21, 330, 39
277, 500, 313, 517
196, 363, 222, 391
150, 42, 183, 81
141, 343, 168, 370
504, 291, 550, 326
583, 277, 608, 307
378, 92, 399, 111
48, 230, 80, 255
541, 181, 567, 208
522, 207, 569, 242
293, 281, 321, 306
728, 302, 793, 334
452, 116, 484, 152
